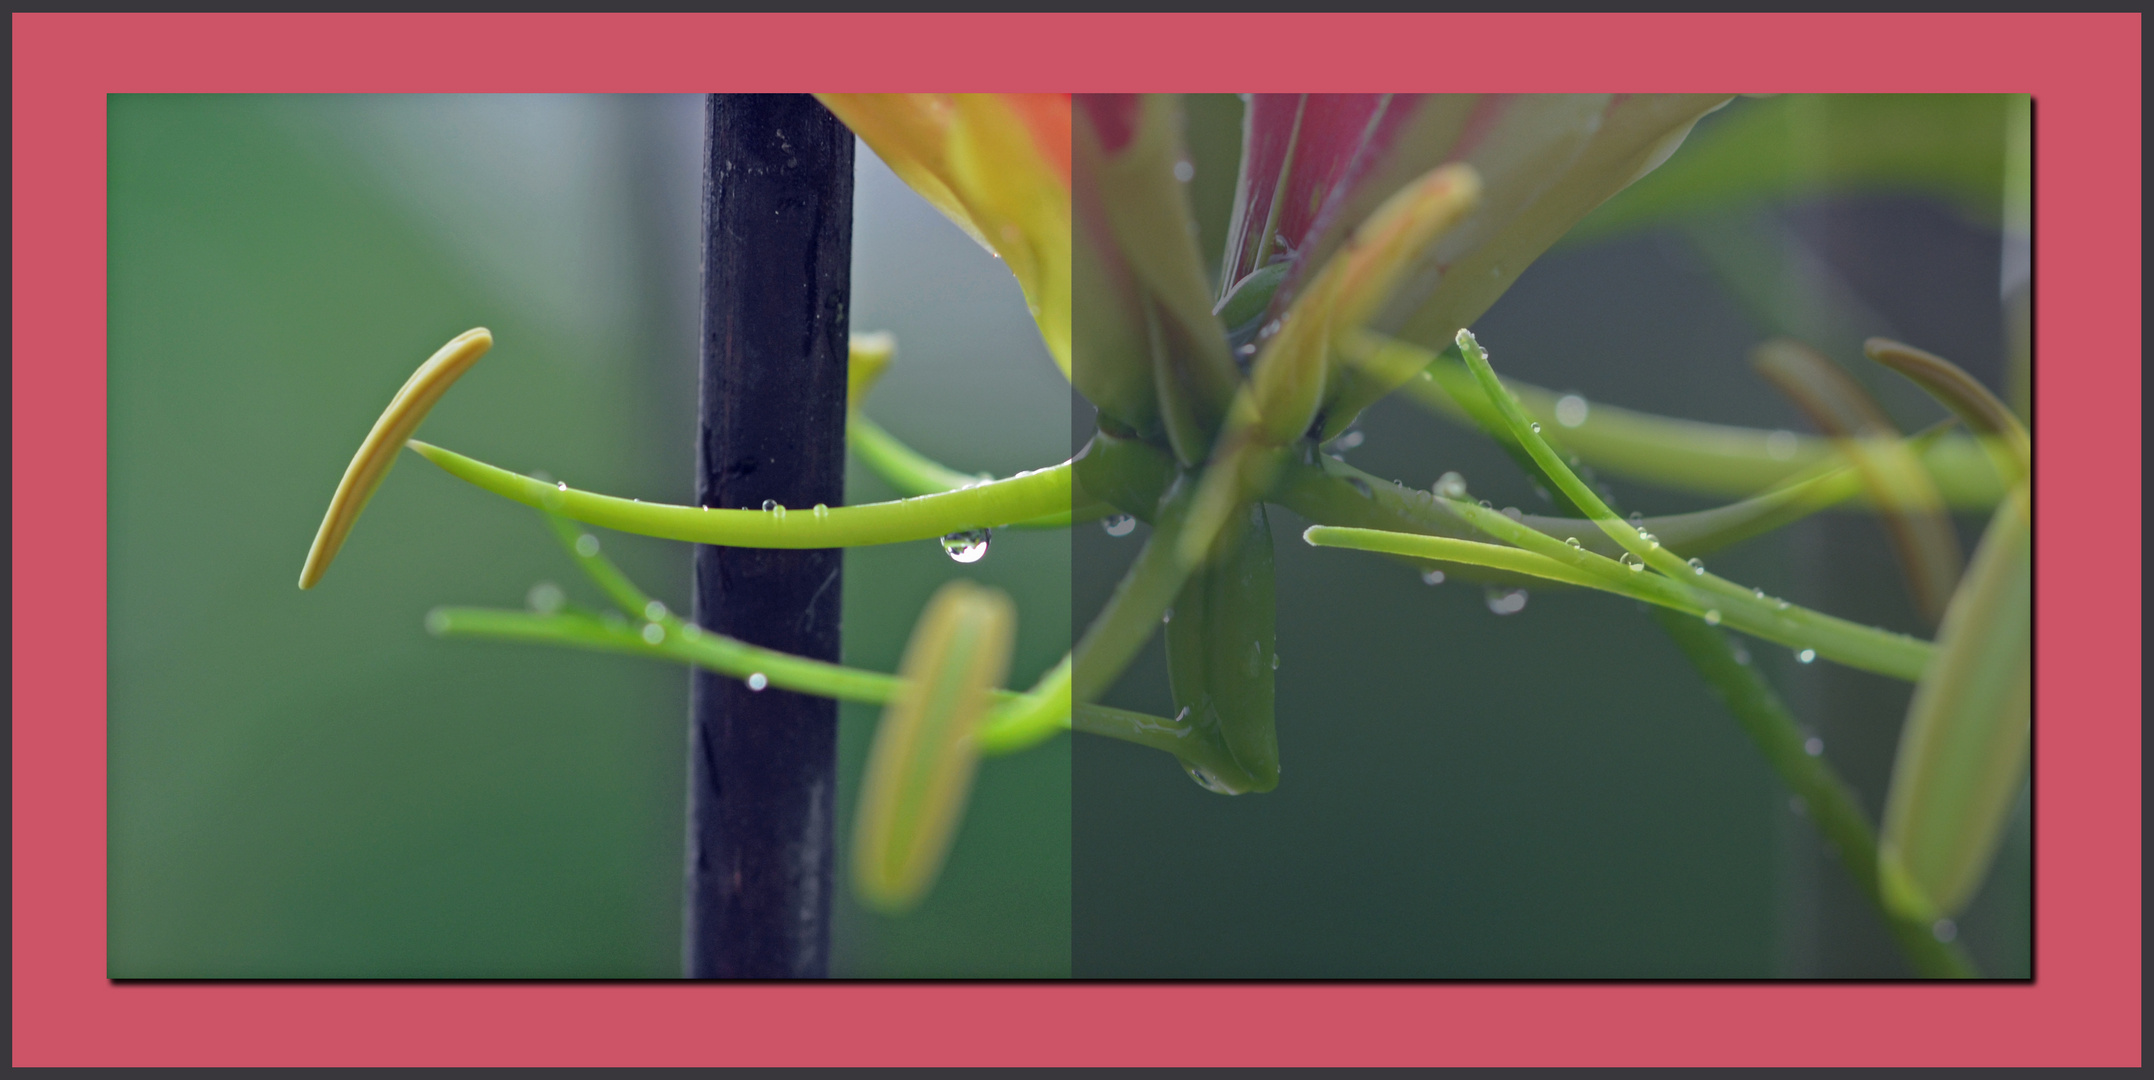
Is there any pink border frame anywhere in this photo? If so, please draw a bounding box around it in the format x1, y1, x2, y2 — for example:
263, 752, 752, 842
14, 13, 2140, 1067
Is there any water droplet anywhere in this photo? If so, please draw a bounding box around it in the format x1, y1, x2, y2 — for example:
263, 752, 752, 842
746, 672, 769, 691
813, 503, 829, 520
1161, 608, 1174, 624
1931, 918, 1958, 943
940, 528, 991, 563
1101, 513, 1137, 537
1529, 422, 1542, 434
762, 499, 779, 511
1502, 506, 1523, 522
1554, 394, 1590, 428
1621, 553, 1644, 572
1766, 429, 1799, 461
1796, 648, 1817, 664
1484, 587, 1529, 615
1703, 609, 1722, 626
1333, 429, 1365, 450
1172, 159, 1194, 183
1434, 472, 1468, 499
1183, 762, 1242, 795
575, 534, 601, 558
1271, 653, 1281, 670
1477, 499, 1493, 510
527, 582, 565, 614
1789, 795, 1808, 816
556, 481, 569, 491
1804, 736, 1824, 756
1237, 343, 1258, 357
1566, 537, 1583, 548
424, 608, 450, 635
1421, 569, 1446, 585
1628, 510, 1645, 525
1776, 599, 1791, 611
643, 600, 668, 622
541, 484, 566, 510
1346, 477, 1372, 498
1687, 557, 1705, 575
641, 622, 665, 644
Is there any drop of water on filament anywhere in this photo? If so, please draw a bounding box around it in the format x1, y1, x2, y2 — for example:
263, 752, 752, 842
1161, 607, 1174, 624
1687, 557, 1705, 575
1529, 422, 1542, 434
1796, 648, 1816, 664
1484, 587, 1529, 615
641, 622, 665, 644
1620, 553, 1644, 572
1703, 609, 1722, 626
745, 672, 769, 691
940, 528, 991, 563
1433, 472, 1468, 499
1566, 537, 1583, 548
813, 503, 829, 520
527, 582, 565, 615
1101, 513, 1137, 537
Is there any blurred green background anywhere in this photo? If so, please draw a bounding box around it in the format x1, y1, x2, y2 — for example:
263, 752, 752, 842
1069, 95, 2031, 978
107, 95, 1070, 978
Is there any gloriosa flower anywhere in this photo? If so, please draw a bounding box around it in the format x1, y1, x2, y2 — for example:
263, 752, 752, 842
815, 94, 1072, 377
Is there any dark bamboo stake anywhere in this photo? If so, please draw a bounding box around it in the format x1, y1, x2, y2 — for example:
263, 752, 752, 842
686, 93, 853, 979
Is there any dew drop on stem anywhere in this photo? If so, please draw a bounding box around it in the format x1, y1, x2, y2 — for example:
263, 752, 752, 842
745, 672, 769, 691
1484, 587, 1528, 615
940, 528, 991, 563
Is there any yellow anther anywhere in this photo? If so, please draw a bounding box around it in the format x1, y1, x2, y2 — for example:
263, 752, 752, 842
298, 328, 493, 589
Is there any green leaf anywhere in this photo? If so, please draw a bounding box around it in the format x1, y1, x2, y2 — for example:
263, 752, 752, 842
1879, 482, 2032, 921
1165, 502, 1279, 794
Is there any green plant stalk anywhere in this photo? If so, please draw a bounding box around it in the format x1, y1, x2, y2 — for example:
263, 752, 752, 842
408, 438, 1072, 548
1398, 339, 2006, 509
1071, 479, 1199, 707
849, 412, 1108, 529
1303, 521, 1931, 682
1651, 608, 1980, 978
1456, 330, 1882, 629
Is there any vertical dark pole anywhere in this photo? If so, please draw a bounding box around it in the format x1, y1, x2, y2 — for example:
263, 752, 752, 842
688, 94, 852, 978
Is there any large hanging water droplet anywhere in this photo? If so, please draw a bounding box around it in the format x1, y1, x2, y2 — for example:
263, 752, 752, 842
1101, 513, 1137, 537
1484, 587, 1529, 615
940, 528, 991, 563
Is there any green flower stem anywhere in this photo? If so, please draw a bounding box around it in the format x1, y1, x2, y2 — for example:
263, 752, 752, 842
1389, 337, 2006, 509
1304, 520, 1932, 682
1071, 480, 1198, 707
430, 606, 1188, 761
975, 655, 1073, 754
1274, 449, 1853, 577
1457, 331, 1860, 625
1652, 609, 1980, 978
408, 438, 1073, 549
849, 412, 1108, 530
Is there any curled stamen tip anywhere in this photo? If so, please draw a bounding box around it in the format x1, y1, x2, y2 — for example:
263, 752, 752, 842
298, 329, 494, 590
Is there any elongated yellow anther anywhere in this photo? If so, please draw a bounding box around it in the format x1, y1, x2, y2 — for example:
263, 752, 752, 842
852, 580, 1015, 913
299, 328, 493, 589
